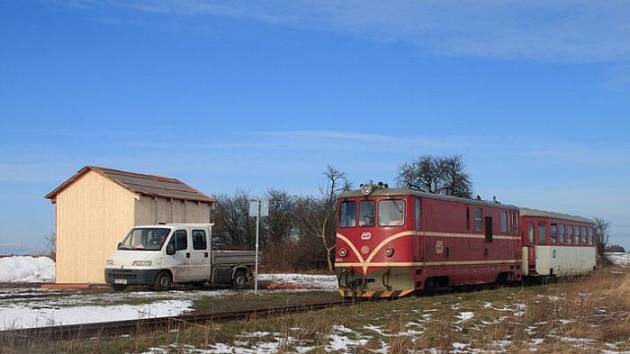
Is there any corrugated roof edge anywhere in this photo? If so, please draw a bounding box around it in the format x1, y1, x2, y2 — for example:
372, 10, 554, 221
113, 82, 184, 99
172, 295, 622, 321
44, 166, 216, 203
520, 208, 594, 224
340, 188, 519, 210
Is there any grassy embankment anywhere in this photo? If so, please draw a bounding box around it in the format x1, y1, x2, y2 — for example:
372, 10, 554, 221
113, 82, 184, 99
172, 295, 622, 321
3, 266, 630, 353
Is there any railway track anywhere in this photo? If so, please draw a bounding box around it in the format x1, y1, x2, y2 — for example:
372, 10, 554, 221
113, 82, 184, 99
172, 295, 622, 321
0, 299, 349, 344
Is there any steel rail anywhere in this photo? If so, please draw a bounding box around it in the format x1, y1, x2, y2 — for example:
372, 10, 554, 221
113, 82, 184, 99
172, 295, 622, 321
0, 300, 349, 344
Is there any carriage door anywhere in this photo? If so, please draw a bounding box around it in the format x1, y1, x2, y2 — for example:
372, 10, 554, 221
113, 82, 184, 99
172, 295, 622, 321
527, 222, 535, 268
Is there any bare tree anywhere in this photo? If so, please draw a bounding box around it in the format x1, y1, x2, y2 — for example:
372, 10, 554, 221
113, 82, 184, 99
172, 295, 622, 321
594, 217, 610, 257
212, 192, 256, 249
293, 166, 351, 272
396, 154, 472, 198
45, 232, 56, 261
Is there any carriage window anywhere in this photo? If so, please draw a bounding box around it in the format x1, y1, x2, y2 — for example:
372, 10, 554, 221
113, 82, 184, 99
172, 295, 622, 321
566, 225, 573, 245
581, 227, 587, 244
359, 201, 375, 227
378, 200, 405, 226
500, 211, 507, 233
475, 208, 483, 231
339, 201, 356, 228
559, 224, 565, 245
550, 224, 557, 245
466, 207, 470, 231
538, 222, 547, 245
528, 222, 534, 243
588, 228, 594, 246
415, 198, 422, 231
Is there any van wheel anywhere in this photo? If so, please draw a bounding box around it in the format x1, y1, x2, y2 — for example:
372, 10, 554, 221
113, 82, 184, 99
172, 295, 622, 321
232, 271, 249, 290
154, 271, 172, 291
111, 284, 126, 292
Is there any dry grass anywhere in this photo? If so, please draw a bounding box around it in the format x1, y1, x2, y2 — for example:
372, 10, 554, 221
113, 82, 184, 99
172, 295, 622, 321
3, 266, 630, 353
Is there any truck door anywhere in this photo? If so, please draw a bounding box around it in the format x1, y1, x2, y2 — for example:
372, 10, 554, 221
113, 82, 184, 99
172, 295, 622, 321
164, 229, 191, 282
189, 228, 211, 281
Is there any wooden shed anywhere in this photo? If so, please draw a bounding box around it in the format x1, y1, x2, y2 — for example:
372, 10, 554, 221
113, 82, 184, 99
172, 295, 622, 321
45, 166, 215, 284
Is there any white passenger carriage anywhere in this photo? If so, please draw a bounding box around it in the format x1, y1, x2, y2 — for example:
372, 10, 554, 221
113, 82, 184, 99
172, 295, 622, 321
520, 208, 596, 278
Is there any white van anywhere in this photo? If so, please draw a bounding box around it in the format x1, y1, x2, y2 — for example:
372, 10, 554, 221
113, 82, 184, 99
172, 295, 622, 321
105, 223, 256, 291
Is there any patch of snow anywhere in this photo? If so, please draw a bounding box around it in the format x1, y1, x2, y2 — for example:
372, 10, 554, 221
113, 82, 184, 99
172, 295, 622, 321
0, 256, 54, 283
0, 299, 192, 330
456, 311, 474, 321
529, 338, 544, 345
257, 273, 338, 289
326, 333, 368, 352
452, 342, 469, 353
606, 252, 630, 266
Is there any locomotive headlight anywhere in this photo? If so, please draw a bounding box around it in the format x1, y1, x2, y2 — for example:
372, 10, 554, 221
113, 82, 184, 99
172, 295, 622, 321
338, 248, 348, 257
384, 247, 395, 257
360, 184, 373, 196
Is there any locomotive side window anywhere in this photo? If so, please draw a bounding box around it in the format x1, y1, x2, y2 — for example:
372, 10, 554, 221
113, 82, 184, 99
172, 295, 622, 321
528, 222, 534, 244
567, 225, 573, 245
538, 222, 547, 245
339, 201, 356, 228
475, 208, 483, 231
414, 198, 422, 231
485, 216, 493, 241
559, 224, 565, 245
550, 224, 557, 245
466, 207, 470, 231
359, 201, 375, 227
378, 200, 405, 227
500, 211, 508, 233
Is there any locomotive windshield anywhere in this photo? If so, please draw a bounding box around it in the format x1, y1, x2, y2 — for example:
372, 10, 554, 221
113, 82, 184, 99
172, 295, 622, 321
378, 200, 405, 226
339, 201, 356, 227
359, 201, 375, 227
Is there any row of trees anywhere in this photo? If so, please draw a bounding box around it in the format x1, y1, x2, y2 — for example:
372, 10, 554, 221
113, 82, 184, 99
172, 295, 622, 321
209, 154, 616, 272
211, 166, 350, 272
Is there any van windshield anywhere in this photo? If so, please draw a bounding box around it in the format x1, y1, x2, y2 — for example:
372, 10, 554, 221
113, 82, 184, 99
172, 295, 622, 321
119, 228, 171, 251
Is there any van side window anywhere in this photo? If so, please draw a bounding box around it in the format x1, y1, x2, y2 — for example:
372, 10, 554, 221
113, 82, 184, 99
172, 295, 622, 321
550, 224, 557, 245
172, 230, 188, 251
192, 230, 207, 250
538, 222, 547, 245
475, 208, 483, 231
528, 222, 534, 243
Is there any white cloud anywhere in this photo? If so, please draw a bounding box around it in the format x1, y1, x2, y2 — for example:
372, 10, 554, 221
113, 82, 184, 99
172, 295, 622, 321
60, 0, 630, 63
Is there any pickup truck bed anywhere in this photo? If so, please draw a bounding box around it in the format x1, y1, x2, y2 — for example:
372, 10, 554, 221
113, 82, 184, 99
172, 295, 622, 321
212, 250, 257, 266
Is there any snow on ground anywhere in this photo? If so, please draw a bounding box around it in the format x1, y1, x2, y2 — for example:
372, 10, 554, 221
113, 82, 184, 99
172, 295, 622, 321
257, 273, 338, 289
606, 252, 630, 266
0, 299, 192, 330
0, 256, 54, 283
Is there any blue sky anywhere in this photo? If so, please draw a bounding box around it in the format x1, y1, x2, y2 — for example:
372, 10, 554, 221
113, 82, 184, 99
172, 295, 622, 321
1, 1, 630, 252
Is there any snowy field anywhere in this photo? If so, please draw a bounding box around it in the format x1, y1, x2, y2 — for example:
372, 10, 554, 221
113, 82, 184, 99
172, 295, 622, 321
606, 252, 630, 266
0, 256, 54, 283
0, 256, 337, 330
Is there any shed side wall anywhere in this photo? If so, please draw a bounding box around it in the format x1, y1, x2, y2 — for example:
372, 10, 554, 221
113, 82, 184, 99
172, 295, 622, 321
135, 196, 210, 224
55, 171, 135, 283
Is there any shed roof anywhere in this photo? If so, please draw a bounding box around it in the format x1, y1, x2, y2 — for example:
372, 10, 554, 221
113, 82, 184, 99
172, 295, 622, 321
45, 166, 215, 204
520, 208, 593, 224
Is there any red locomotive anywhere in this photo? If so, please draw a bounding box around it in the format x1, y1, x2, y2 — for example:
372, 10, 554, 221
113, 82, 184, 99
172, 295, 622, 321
335, 182, 522, 299
335, 183, 596, 299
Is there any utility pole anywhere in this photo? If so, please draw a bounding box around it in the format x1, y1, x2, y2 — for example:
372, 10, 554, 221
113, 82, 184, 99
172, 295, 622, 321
249, 199, 268, 294
254, 200, 260, 294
